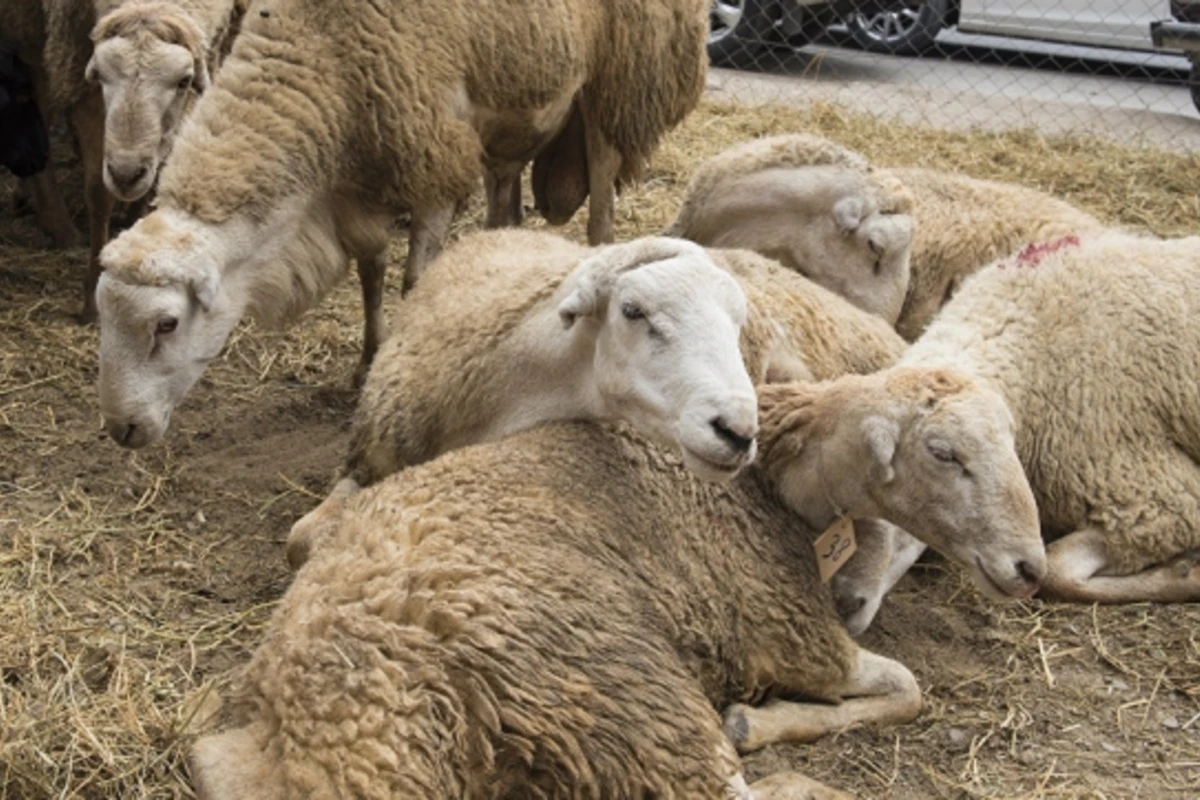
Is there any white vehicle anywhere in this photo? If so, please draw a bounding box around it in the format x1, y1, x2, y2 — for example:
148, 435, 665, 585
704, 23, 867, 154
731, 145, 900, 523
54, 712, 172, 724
848, 1, 1179, 56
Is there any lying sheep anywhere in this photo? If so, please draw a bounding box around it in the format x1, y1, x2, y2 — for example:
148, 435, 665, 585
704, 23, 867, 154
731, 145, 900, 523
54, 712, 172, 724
836, 231, 1200, 620
665, 133, 917, 326
285, 228, 908, 567
95, 0, 708, 444
190, 370, 1045, 799
1, 0, 247, 320
666, 134, 1103, 339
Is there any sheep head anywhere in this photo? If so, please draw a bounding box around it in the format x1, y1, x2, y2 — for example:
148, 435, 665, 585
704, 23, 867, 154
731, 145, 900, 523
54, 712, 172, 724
86, 3, 210, 201
96, 208, 241, 449
757, 367, 1046, 600
557, 237, 758, 482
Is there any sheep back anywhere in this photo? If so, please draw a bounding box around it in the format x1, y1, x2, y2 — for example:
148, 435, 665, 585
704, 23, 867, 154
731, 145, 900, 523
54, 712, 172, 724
891, 167, 1104, 340
210, 421, 854, 796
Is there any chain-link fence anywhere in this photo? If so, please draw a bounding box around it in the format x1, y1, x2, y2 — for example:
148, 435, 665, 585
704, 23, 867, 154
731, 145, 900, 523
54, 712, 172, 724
705, 1, 1200, 151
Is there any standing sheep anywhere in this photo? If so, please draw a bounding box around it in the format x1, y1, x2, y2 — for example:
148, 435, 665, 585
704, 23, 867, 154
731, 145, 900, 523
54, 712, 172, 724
95, 0, 708, 440
0, 0, 80, 251
285, 228, 909, 567
666, 134, 1103, 339
190, 370, 1045, 799
836, 231, 1200, 617
1, 0, 247, 320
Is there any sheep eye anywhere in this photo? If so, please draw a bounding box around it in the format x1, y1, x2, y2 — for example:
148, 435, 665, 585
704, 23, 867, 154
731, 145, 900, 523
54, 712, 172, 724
928, 443, 957, 464
176, 75, 193, 90
620, 301, 645, 321
156, 317, 179, 335
868, 239, 882, 257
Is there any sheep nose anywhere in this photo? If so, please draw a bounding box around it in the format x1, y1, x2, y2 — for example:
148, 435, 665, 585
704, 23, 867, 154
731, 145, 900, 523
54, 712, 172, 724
710, 416, 755, 454
1016, 559, 1043, 590
106, 161, 149, 191
106, 421, 139, 448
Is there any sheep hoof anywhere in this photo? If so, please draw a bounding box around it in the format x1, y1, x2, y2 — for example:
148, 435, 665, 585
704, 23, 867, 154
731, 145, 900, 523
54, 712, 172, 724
78, 300, 99, 326
352, 360, 371, 389
722, 704, 755, 753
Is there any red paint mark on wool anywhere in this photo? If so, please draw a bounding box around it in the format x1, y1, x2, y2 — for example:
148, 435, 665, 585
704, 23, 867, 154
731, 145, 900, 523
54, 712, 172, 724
1006, 234, 1081, 268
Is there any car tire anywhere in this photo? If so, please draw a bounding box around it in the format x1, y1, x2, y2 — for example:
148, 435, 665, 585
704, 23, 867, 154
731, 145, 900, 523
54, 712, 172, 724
845, 0, 949, 56
708, 0, 777, 69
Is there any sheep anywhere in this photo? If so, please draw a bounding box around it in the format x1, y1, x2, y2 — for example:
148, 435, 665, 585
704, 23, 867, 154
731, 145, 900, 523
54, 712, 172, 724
834, 231, 1200, 620
0, 2, 79, 250
284, 228, 910, 568
94, 0, 708, 439
0, 41, 50, 180
664, 133, 917, 326
85, 0, 250, 202
188, 369, 1046, 799
666, 134, 1104, 339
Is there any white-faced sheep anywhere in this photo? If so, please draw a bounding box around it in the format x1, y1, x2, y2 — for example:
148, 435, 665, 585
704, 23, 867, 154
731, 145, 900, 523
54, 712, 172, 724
94, 0, 708, 442
284, 228, 909, 568
666, 134, 1103, 339
1, 0, 247, 320
835, 231, 1200, 621
189, 369, 1046, 799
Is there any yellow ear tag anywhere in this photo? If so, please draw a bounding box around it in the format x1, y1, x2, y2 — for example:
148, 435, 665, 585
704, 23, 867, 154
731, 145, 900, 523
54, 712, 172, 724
813, 515, 857, 583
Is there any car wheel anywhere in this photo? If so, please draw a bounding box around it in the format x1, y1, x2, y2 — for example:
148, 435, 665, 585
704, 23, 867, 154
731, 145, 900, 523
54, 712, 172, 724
708, 0, 776, 69
846, 0, 949, 55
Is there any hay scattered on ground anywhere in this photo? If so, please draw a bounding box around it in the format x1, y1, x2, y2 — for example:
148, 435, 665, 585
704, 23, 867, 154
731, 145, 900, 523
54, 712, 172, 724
1, 99, 1198, 798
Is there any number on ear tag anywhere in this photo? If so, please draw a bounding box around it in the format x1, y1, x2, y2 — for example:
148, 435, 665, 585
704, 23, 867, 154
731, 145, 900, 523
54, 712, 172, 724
813, 515, 857, 583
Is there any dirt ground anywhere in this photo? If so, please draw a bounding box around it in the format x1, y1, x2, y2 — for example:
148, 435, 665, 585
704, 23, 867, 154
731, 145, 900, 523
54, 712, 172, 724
1, 100, 1199, 798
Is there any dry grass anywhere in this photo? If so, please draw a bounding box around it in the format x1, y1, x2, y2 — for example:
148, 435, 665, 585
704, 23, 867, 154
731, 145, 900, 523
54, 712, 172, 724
1, 99, 1199, 798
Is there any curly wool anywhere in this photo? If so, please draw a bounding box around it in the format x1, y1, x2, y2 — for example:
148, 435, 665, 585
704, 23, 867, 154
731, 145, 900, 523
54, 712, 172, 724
901, 230, 1200, 573
192, 420, 856, 798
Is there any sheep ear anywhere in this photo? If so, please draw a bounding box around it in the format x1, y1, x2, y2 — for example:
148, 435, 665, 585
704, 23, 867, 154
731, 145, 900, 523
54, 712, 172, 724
190, 262, 220, 311
192, 57, 210, 93
862, 415, 898, 484
557, 279, 597, 329
557, 237, 707, 329
84, 54, 99, 83
833, 196, 865, 232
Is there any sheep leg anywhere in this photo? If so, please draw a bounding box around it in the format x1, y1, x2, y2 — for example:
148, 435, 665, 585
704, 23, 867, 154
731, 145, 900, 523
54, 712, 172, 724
483, 164, 523, 228
1041, 527, 1200, 603
285, 476, 361, 569
72, 92, 113, 324
748, 772, 856, 800
581, 108, 620, 245
833, 520, 927, 636
354, 249, 389, 386
20, 170, 80, 249
722, 648, 921, 754
401, 203, 455, 294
